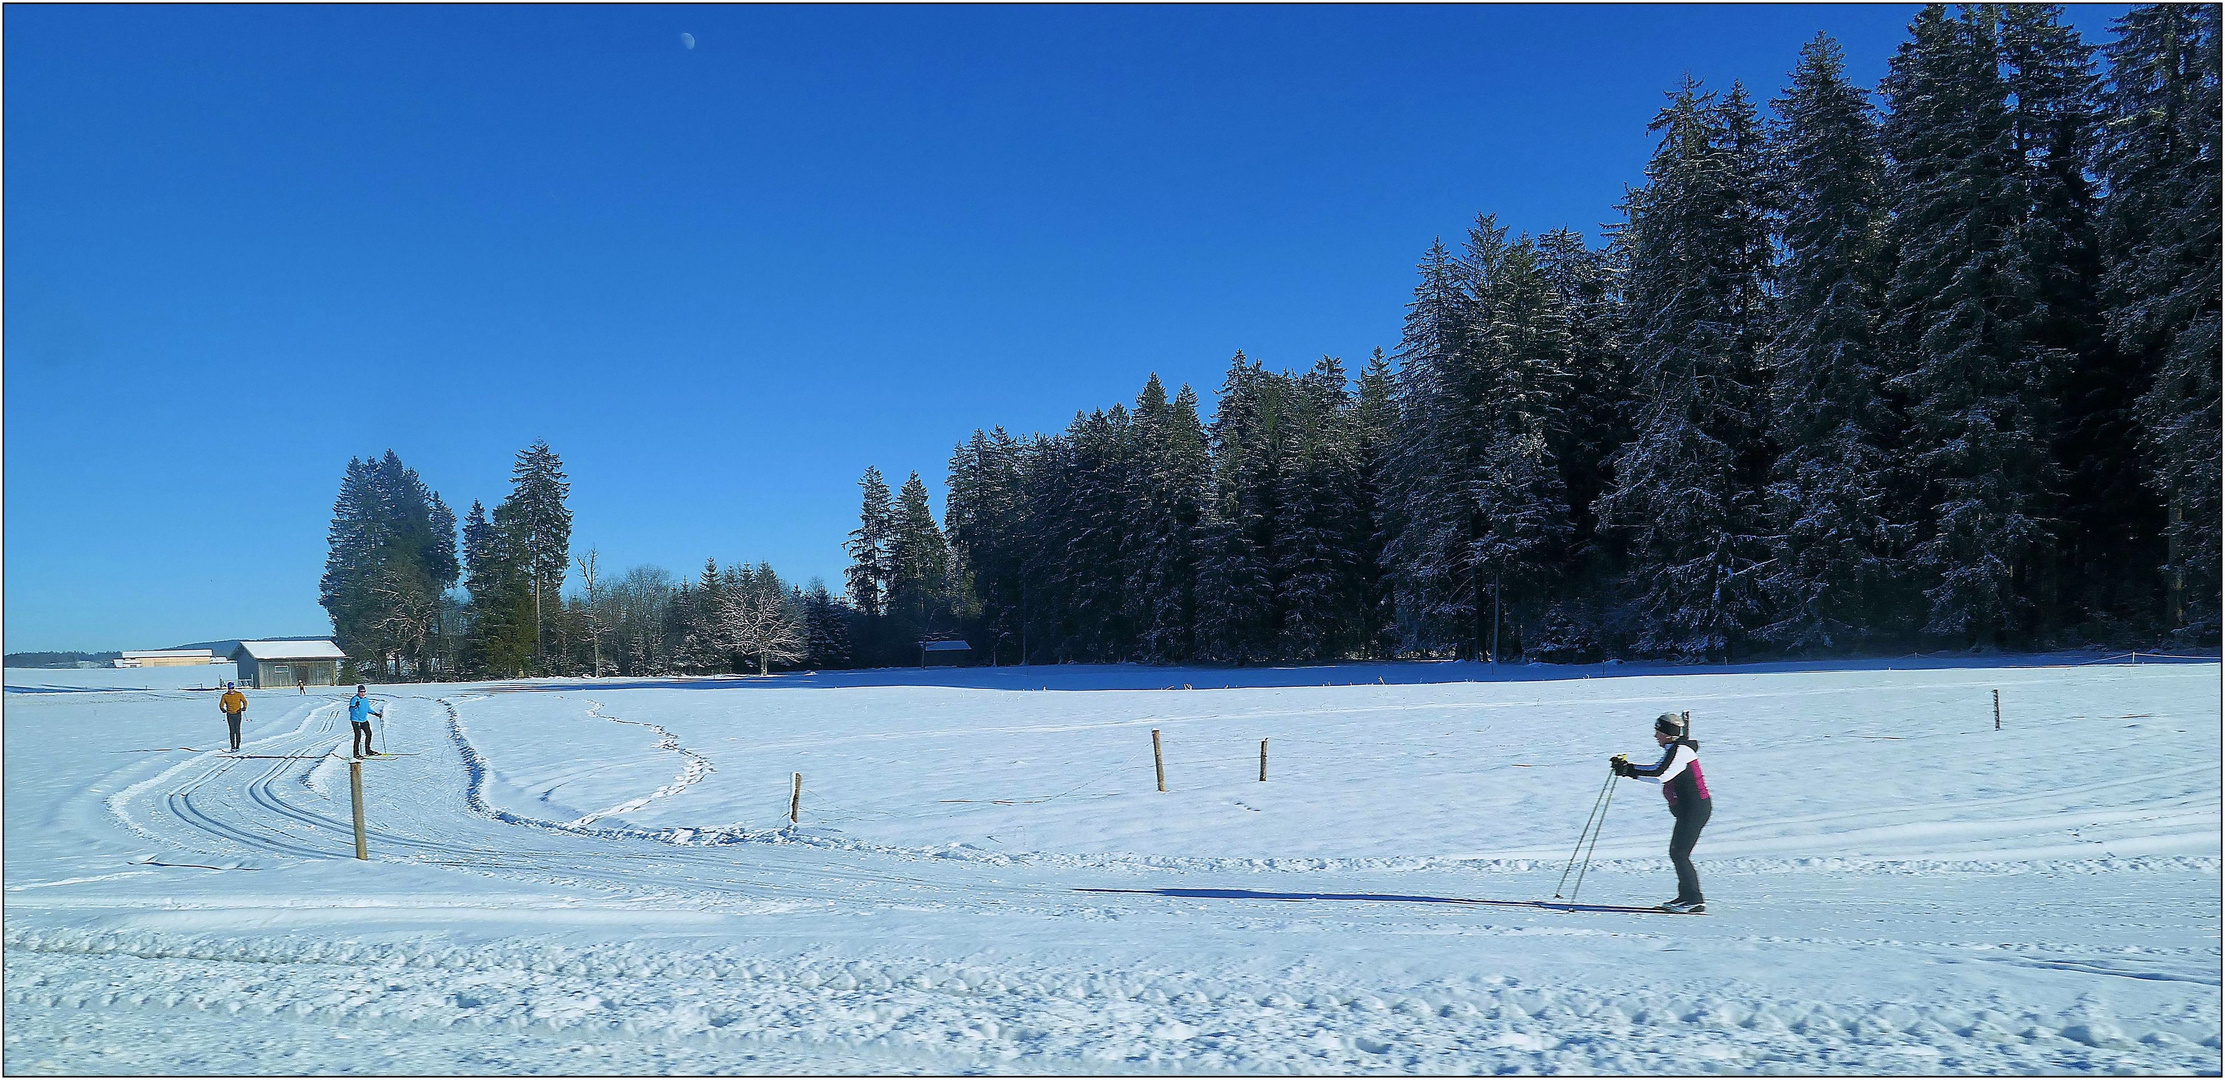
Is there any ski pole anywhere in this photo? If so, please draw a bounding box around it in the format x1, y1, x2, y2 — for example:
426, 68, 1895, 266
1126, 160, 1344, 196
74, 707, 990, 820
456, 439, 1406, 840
1566, 776, 1618, 910
1555, 771, 1616, 898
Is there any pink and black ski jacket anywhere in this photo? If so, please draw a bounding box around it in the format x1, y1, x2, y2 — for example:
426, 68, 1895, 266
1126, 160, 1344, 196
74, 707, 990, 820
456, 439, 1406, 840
1626, 737, 1709, 814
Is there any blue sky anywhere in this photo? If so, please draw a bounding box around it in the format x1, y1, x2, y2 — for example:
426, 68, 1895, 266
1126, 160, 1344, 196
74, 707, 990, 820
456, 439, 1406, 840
4, 4, 2131, 652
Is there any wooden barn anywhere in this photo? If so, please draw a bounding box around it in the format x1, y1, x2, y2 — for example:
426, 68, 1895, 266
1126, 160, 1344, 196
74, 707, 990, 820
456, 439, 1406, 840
230, 640, 346, 688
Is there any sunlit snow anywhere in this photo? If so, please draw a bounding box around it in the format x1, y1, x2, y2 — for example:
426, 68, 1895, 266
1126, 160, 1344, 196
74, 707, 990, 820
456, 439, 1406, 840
4, 657, 2218, 1072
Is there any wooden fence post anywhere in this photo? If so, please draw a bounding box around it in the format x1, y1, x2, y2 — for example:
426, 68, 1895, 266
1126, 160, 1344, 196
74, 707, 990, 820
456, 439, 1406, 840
1152, 729, 1166, 792
1259, 738, 1268, 782
349, 759, 369, 860
1993, 690, 2001, 731
790, 772, 802, 824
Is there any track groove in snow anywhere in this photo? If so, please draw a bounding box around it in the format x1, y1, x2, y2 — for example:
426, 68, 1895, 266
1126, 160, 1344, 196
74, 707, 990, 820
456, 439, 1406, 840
563, 700, 716, 828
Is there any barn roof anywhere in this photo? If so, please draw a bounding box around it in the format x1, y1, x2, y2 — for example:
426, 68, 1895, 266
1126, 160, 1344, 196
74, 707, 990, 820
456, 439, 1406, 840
920, 640, 972, 652
232, 640, 346, 661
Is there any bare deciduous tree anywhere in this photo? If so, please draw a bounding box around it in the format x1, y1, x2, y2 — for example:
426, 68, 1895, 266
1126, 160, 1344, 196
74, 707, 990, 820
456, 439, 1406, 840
576, 548, 609, 677
718, 564, 806, 676
368, 565, 442, 679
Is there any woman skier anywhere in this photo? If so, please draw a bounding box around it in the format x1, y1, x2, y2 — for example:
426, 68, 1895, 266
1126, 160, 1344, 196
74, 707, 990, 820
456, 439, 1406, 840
1611, 712, 1711, 913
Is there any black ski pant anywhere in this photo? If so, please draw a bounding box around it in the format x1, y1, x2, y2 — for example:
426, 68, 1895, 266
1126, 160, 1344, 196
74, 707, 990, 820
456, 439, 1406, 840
352, 721, 374, 758
226, 713, 243, 751
1669, 799, 1711, 904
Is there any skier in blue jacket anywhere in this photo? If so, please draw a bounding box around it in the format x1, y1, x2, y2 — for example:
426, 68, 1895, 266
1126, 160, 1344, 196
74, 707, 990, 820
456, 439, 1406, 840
346, 686, 383, 759
1612, 712, 1711, 913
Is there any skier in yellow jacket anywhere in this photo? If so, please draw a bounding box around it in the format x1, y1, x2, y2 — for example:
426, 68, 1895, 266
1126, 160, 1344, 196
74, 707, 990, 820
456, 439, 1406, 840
219, 683, 247, 751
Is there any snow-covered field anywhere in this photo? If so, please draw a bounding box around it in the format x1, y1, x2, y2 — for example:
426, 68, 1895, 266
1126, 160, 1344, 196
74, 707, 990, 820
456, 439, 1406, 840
4, 657, 2218, 1073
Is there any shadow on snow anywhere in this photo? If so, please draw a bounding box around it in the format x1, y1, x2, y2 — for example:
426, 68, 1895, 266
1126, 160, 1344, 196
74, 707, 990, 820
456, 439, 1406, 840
467, 650, 2217, 696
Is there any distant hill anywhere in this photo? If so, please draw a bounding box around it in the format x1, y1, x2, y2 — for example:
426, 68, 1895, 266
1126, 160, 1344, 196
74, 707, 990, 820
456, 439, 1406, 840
168, 636, 334, 655
4, 651, 122, 669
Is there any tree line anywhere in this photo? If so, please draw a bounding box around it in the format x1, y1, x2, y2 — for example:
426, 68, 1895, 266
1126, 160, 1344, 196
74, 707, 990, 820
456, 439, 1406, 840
320, 442, 851, 681
322, 5, 2217, 678
845, 5, 2221, 666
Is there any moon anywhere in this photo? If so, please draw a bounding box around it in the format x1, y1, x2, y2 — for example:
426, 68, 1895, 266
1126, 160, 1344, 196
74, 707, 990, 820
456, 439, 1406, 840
681, 32, 696, 49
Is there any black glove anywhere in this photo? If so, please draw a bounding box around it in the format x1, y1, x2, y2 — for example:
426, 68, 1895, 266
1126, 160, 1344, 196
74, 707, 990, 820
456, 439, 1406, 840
1608, 754, 1628, 776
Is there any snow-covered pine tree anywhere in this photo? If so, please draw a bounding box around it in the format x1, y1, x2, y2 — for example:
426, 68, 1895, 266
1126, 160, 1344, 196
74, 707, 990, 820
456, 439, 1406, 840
460, 498, 529, 678
1533, 229, 1628, 659
1594, 80, 1777, 661
677, 558, 729, 673
1881, 6, 2056, 647
321, 452, 462, 680
944, 428, 1028, 662
319, 457, 382, 674
1195, 354, 1283, 662
1125, 375, 1208, 663
424, 492, 460, 674
1759, 33, 1909, 652
491, 441, 572, 670
1273, 357, 1359, 660
1063, 406, 1141, 659
887, 471, 956, 642
1999, 5, 2134, 636
800, 578, 854, 669
1536, 228, 1627, 567
1012, 432, 1079, 662
1348, 349, 1401, 658
844, 466, 894, 620
1466, 230, 1576, 662
1384, 240, 1485, 657
2099, 2, 2222, 639
369, 451, 459, 678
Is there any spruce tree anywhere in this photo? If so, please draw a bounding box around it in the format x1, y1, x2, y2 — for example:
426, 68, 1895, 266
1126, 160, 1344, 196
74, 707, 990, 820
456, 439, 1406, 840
945, 428, 1027, 661
1274, 358, 1358, 659
319, 457, 381, 672
1058, 406, 1139, 659
678, 558, 729, 673
491, 441, 572, 669
1348, 349, 1401, 658
887, 472, 955, 641
321, 451, 461, 679
1125, 376, 1208, 662
1594, 80, 1777, 660
844, 467, 894, 619
1196, 354, 1282, 662
1881, 5, 2055, 646
800, 579, 855, 668
1536, 228, 1627, 566
2002, 5, 2130, 635
1761, 33, 1908, 651
460, 499, 531, 678
1467, 233, 1576, 661
2100, 2, 2223, 639
1534, 230, 1627, 659
1384, 241, 1485, 656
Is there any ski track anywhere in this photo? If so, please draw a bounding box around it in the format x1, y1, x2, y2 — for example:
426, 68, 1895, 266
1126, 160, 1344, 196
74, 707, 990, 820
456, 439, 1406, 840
562, 700, 717, 828
7, 665, 2220, 1073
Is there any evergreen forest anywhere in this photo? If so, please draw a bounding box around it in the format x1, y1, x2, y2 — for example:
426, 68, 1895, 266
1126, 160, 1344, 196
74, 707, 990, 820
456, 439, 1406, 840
322, 6, 2221, 680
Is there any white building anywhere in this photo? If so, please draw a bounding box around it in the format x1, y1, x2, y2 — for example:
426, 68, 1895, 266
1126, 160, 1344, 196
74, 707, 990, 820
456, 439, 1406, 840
113, 650, 227, 668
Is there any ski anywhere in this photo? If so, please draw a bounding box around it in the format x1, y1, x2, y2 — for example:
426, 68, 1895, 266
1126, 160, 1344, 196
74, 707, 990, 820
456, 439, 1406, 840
1075, 887, 1707, 915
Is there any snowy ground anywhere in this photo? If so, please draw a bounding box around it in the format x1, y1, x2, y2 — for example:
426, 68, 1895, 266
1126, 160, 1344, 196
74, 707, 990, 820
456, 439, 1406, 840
4, 656, 2219, 1073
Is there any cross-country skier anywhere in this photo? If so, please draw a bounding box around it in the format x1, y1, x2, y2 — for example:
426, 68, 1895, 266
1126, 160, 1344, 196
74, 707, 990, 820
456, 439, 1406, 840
219, 682, 247, 751
1611, 712, 1711, 913
347, 685, 383, 759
